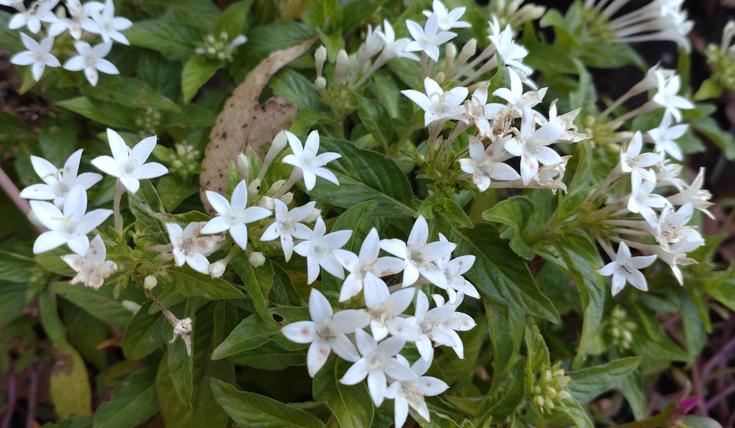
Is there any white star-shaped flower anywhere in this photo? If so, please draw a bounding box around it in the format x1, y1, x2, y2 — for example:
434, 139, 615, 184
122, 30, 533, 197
20, 149, 102, 208
82, 0, 133, 45
282, 289, 369, 376
620, 131, 661, 183
646, 112, 688, 160
63, 41, 119, 86
31, 185, 112, 255
667, 167, 714, 219
166, 222, 222, 274
652, 72, 694, 122
61, 234, 117, 289
405, 13, 456, 62
504, 107, 564, 185
598, 242, 657, 296
492, 69, 546, 117
401, 77, 468, 127
422, 0, 470, 31
364, 287, 416, 341
488, 17, 534, 84
294, 217, 352, 284
92, 128, 168, 193
412, 291, 475, 361
201, 180, 272, 249
47, 0, 91, 39
261, 200, 315, 261
627, 175, 669, 227
8, 1, 57, 34
380, 216, 455, 288
10, 33, 61, 81
340, 329, 415, 406
464, 86, 505, 136
386, 355, 449, 428
459, 139, 520, 191
282, 130, 341, 191
376, 20, 420, 61
436, 234, 479, 300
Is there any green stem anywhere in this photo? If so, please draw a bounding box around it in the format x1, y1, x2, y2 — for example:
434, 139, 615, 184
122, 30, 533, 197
113, 180, 124, 236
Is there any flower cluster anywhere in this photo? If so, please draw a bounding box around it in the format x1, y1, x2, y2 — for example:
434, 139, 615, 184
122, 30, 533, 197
530, 363, 573, 414
194, 31, 247, 63
4, 0, 130, 85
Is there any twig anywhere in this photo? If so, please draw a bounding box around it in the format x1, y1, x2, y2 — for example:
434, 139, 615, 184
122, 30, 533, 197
0, 166, 41, 231
25, 363, 40, 428
1, 371, 17, 428
703, 335, 735, 373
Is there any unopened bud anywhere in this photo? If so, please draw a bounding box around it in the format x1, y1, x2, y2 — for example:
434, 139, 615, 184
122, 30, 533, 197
144, 275, 157, 290
365, 26, 384, 58
315, 76, 327, 91
248, 179, 261, 197
209, 260, 226, 278
314, 45, 327, 77
258, 196, 275, 210
445, 42, 457, 62
305, 208, 321, 223
334, 49, 349, 85
248, 251, 266, 267
121, 300, 141, 313
280, 192, 294, 205
267, 179, 287, 197
457, 39, 477, 65
237, 153, 250, 180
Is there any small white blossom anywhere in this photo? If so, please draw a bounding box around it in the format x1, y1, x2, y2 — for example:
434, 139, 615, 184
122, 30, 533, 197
31, 185, 112, 255
667, 167, 714, 219
63, 41, 119, 86
8, 1, 57, 34
422, 0, 470, 31
647, 112, 688, 160
340, 329, 415, 406
401, 77, 468, 127
11, 33, 61, 81
171, 317, 193, 355
334, 228, 404, 303
166, 222, 222, 274
652, 72, 694, 122
365, 287, 416, 341
376, 20, 420, 61
92, 129, 168, 193
294, 217, 352, 284
82, 0, 133, 45
488, 17, 534, 84
459, 139, 520, 191
493, 68, 546, 115
61, 234, 117, 289
20, 149, 102, 208
261, 200, 315, 261
380, 216, 455, 288
201, 180, 272, 250
282, 289, 369, 376
464, 87, 505, 136
436, 234, 479, 300
620, 131, 661, 183
412, 291, 475, 361
598, 242, 657, 296
386, 356, 449, 428
627, 175, 670, 227
504, 107, 564, 185
282, 130, 341, 191
405, 13, 456, 62
47, 0, 90, 39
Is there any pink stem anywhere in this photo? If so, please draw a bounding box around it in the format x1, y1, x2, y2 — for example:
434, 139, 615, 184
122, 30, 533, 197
0, 166, 41, 232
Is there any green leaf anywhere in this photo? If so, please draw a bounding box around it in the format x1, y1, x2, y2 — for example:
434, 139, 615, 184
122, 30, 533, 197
307, 0, 340, 30
481, 196, 535, 260
0, 111, 34, 143
357, 98, 392, 148
231, 258, 273, 321
333, 200, 385, 252
51, 282, 133, 326
524, 320, 550, 377
0, 11, 22, 51
167, 269, 245, 300
446, 223, 560, 323
484, 301, 524, 379
39, 290, 68, 345
313, 357, 373, 428
0, 251, 35, 283
126, 17, 203, 61
121, 302, 171, 360
181, 56, 221, 103
341, 0, 384, 34
567, 357, 641, 403
694, 78, 723, 101
93, 367, 159, 428
56, 97, 136, 129
210, 378, 325, 427
0, 283, 28, 325
309, 138, 415, 216
214, 0, 254, 37
211, 314, 279, 360
679, 415, 724, 428
50, 343, 93, 419
270, 68, 322, 110
237, 22, 315, 70
82, 78, 181, 111
168, 338, 195, 407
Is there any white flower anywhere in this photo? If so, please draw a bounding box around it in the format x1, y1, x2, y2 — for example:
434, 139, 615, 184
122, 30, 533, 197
598, 242, 657, 296
412, 291, 475, 361
47, 0, 90, 39
488, 17, 534, 83
282, 289, 369, 376
171, 317, 193, 355
20, 149, 102, 208
492, 69, 546, 117
376, 20, 420, 61
459, 139, 520, 191
380, 216, 455, 288
542, 101, 587, 143
261, 200, 315, 261
334, 228, 404, 303
534, 156, 571, 193
436, 234, 479, 300
401, 77, 468, 127
647, 112, 688, 160
654, 159, 686, 190
61, 234, 117, 289
201, 180, 272, 250
656, 203, 703, 250
504, 107, 564, 185
82, 0, 133, 45
166, 222, 222, 274
294, 217, 352, 284
386, 356, 449, 428
667, 167, 714, 219
8, 1, 57, 34
422, 0, 470, 31
365, 287, 416, 341
652, 72, 694, 122
10, 33, 61, 81
282, 130, 341, 191
63, 41, 119, 86
405, 14, 456, 62
619, 131, 661, 183
464, 87, 505, 136
627, 175, 670, 227
340, 329, 415, 406
31, 185, 112, 255
91, 128, 168, 193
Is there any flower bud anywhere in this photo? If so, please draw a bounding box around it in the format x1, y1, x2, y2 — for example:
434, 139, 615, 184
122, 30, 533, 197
445, 42, 457, 62
249, 251, 266, 267
315, 76, 327, 91
334, 49, 350, 85
144, 275, 158, 290
267, 179, 287, 197
280, 192, 294, 205
305, 208, 321, 223
364, 26, 384, 58
314, 45, 327, 77
248, 179, 261, 197
263, 130, 288, 169
259, 196, 275, 210
121, 300, 141, 313
457, 39, 477, 65
209, 260, 226, 278
237, 153, 250, 180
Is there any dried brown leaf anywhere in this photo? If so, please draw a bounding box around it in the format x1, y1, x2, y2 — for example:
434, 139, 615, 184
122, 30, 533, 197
199, 36, 316, 211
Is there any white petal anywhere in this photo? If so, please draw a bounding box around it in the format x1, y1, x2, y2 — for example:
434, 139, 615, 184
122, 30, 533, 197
308, 288, 333, 322
307, 340, 331, 377
282, 321, 316, 344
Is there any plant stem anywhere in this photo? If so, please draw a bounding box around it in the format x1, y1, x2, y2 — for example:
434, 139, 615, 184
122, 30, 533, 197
113, 180, 124, 235
0, 166, 42, 232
